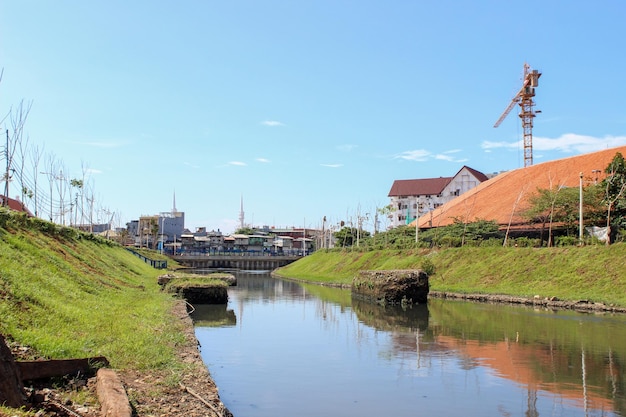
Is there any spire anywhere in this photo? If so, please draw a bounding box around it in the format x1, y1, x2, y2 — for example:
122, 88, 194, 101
239, 194, 245, 229
172, 190, 177, 213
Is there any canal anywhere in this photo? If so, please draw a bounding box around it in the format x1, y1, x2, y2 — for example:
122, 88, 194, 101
192, 271, 626, 417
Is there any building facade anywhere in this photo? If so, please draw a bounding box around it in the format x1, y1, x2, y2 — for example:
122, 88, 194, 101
387, 166, 488, 228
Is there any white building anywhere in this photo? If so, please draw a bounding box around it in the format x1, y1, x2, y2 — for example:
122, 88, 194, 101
387, 166, 489, 228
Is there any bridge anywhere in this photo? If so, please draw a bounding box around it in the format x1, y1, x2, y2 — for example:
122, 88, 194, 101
171, 253, 303, 270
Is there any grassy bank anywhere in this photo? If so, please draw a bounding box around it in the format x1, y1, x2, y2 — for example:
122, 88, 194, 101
274, 244, 626, 307
0, 210, 188, 372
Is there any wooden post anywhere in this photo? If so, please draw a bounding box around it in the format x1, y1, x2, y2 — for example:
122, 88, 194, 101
0, 334, 25, 408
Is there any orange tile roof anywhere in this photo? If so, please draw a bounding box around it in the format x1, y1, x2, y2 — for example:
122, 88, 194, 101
414, 146, 626, 229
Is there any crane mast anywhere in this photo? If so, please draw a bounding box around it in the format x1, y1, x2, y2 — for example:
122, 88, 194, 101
494, 63, 541, 167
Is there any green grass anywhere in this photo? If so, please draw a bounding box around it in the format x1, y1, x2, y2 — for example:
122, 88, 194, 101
0, 211, 188, 371
275, 245, 626, 306
163, 273, 230, 290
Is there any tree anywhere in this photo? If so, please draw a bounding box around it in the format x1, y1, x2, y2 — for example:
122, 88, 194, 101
601, 152, 626, 244
523, 184, 604, 243
234, 226, 255, 235
333, 226, 370, 247
150, 218, 160, 249
70, 178, 83, 226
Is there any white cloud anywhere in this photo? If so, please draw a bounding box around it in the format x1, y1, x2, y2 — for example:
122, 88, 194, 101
183, 161, 200, 169
482, 134, 626, 154
394, 149, 466, 163
86, 168, 102, 175
336, 144, 357, 152
256, 158, 271, 163
394, 149, 431, 161
229, 161, 247, 166
321, 163, 343, 168
261, 120, 285, 127
434, 153, 468, 162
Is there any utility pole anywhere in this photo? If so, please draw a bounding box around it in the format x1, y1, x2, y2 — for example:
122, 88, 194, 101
579, 172, 584, 245
3, 129, 9, 206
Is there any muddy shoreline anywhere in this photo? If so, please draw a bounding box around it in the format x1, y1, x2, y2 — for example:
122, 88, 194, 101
428, 291, 626, 313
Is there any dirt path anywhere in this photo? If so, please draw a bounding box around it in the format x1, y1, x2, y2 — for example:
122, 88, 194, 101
1, 301, 231, 417
117, 300, 232, 417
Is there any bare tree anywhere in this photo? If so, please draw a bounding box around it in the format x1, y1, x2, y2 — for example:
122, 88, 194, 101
43, 153, 60, 221
3, 100, 32, 206
29, 143, 44, 217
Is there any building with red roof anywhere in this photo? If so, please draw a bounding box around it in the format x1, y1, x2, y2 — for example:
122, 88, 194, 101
388, 166, 489, 228
0, 195, 34, 217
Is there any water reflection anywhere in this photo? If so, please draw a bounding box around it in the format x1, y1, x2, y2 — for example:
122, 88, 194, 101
192, 272, 625, 417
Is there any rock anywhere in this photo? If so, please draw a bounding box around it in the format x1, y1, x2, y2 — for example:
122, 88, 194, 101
352, 270, 429, 306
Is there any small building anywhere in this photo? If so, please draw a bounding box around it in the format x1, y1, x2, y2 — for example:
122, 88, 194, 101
273, 236, 294, 254
0, 196, 33, 216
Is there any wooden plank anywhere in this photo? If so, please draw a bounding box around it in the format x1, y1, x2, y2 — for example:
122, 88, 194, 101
17, 356, 109, 381
96, 368, 132, 417
0, 334, 25, 407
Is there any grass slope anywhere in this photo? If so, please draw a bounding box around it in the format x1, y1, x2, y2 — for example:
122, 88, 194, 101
0, 216, 184, 370
275, 245, 626, 306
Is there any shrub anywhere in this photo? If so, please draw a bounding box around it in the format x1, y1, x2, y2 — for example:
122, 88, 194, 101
555, 236, 579, 246
512, 237, 540, 247
420, 258, 436, 276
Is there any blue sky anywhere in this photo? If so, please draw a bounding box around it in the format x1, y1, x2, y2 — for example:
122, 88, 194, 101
2, 1, 626, 234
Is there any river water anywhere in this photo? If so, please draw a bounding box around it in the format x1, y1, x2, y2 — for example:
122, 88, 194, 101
192, 271, 626, 417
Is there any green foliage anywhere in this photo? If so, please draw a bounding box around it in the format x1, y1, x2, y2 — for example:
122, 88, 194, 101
420, 258, 436, 276
522, 186, 585, 236
0, 209, 187, 371
600, 152, 626, 242
554, 236, 578, 246
333, 226, 370, 247
361, 219, 502, 250
521, 155, 626, 245
510, 236, 541, 247
277, 244, 626, 307
234, 226, 255, 235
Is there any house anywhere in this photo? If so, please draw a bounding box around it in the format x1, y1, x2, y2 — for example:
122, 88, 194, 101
388, 166, 489, 228
0, 195, 34, 216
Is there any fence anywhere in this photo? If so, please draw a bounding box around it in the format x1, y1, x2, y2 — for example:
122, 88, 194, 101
126, 249, 168, 269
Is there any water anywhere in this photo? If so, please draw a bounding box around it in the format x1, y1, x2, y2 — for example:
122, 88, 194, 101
192, 272, 626, 417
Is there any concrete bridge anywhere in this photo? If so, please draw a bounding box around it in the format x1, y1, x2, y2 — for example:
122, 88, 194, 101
171, 253, 303, 270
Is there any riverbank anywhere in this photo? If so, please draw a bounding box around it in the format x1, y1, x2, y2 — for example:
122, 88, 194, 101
116, 300, 231, 417
0, 212, 229, 416
274, 244, 626, 309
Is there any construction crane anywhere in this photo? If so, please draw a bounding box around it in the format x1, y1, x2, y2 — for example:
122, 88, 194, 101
494, 63, 541, 167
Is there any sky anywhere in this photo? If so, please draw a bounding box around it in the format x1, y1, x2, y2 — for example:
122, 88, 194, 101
2, 1, 626, 234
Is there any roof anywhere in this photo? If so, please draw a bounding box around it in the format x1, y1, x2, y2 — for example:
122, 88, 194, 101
388, 165, 488, 197
0, 196, 34, 216
459, 166, 489, 182
414, 146, 626, 228
388, 177, 452, 197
